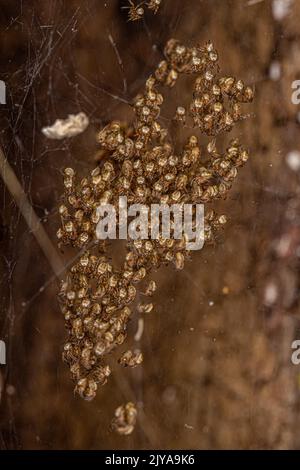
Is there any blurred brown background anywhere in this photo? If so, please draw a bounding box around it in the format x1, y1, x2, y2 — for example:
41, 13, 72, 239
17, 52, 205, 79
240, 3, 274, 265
1, 0, 300, 449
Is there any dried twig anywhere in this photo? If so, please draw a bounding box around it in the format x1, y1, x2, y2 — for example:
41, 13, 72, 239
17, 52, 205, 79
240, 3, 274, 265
0, 144, 64, 278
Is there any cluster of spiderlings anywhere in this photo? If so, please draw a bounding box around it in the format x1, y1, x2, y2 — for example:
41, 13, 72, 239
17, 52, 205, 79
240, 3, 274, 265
156, 39, 254, 135
125, 0, 162, 21
57, 39, 253, 403
118, 349, 143, 367
111, 402, 137, 435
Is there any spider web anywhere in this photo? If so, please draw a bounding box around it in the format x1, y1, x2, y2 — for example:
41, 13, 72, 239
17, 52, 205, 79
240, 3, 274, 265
1, 0, 298, 451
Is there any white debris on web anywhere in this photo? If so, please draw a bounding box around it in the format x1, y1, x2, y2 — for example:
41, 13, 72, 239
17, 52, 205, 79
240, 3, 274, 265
272, 0, 293, 21
134, 318, 144, 342
286, 150, 300, 172
269, 61, 281, 81
42, 112, 89, 140
247, 0, 264, 5
184, 423, 194, 430
264, 282, 278, 306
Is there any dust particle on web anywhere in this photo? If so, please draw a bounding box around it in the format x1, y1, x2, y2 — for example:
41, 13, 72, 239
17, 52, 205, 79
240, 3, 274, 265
286, 151, 300, 172
272, 0, 293, 21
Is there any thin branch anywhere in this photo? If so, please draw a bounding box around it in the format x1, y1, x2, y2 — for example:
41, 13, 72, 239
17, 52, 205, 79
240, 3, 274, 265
0, 144, 64, 278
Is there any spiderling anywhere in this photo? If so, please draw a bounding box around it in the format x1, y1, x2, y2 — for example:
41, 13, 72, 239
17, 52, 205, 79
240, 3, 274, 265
124, 0, 162, 21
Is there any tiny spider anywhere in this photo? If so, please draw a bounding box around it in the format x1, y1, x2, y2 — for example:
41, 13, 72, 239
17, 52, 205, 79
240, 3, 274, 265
125, 1, 145, 21
147, 0, 161, 14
